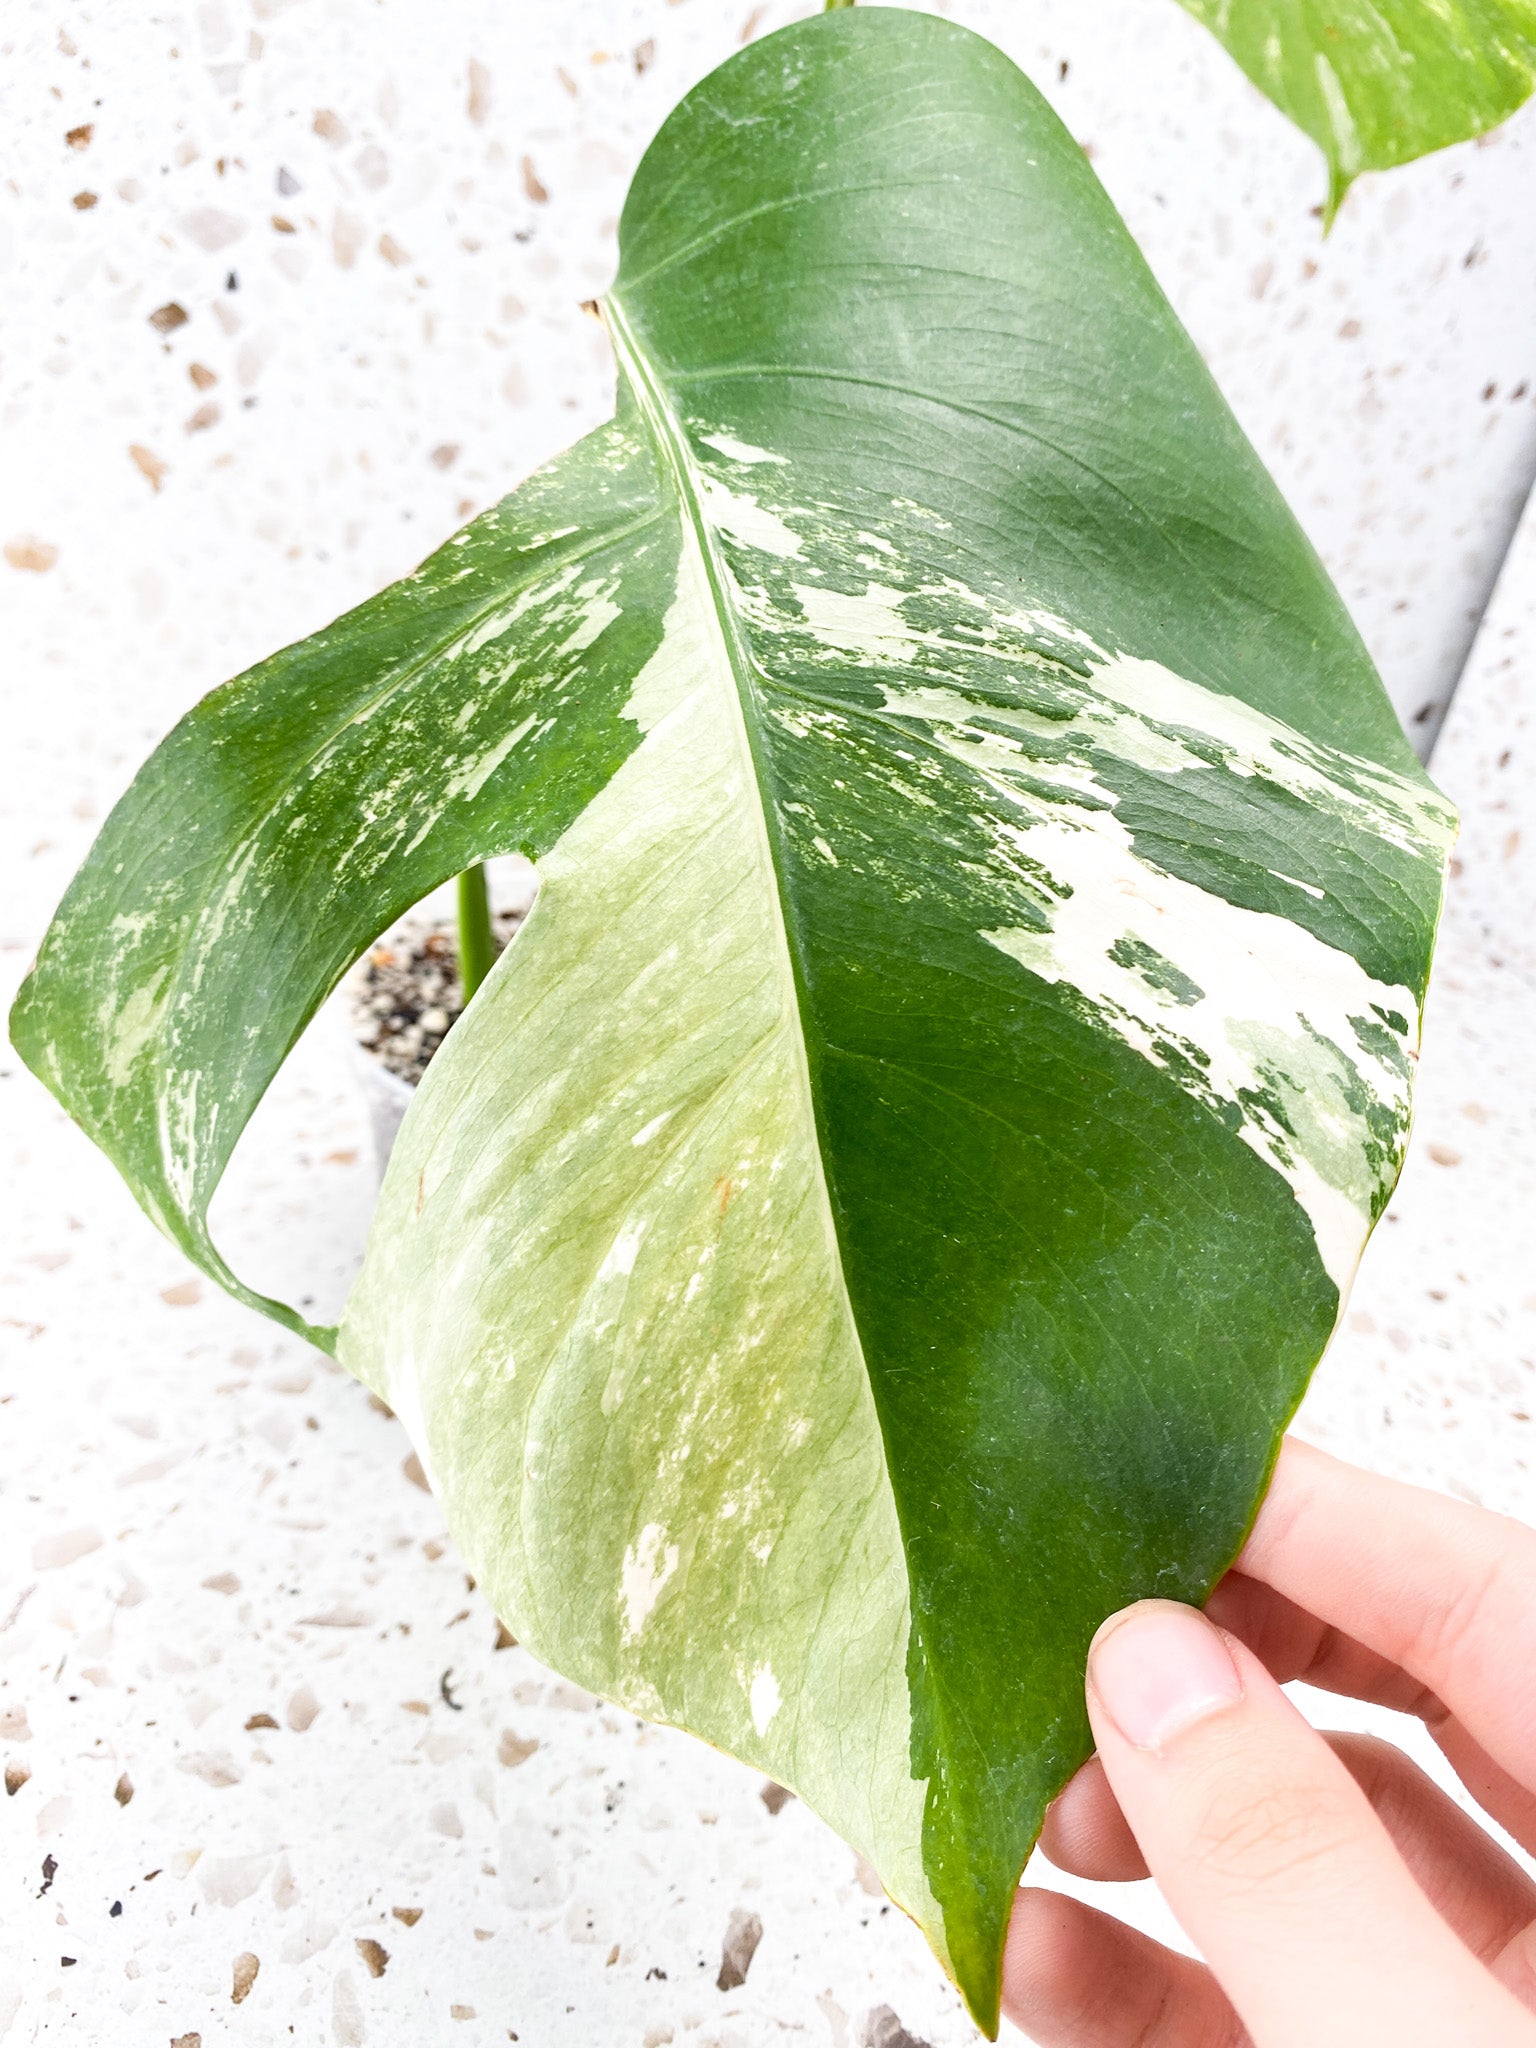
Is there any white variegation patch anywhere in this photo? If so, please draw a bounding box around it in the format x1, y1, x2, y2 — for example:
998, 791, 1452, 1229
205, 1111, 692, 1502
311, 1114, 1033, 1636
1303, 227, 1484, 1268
685, 513, 1449, 1297
793, 581, 921, 663
749, 1663, 783, 1736
102, 968, 172, 1089
621, 1522, 680, 1639
697, 431, 788, 468
698, 476, 803, 561
983, 802, 1413, 1290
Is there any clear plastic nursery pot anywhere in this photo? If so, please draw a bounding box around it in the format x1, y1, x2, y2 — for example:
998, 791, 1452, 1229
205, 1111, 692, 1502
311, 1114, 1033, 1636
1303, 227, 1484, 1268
8, 11, 1453, 2032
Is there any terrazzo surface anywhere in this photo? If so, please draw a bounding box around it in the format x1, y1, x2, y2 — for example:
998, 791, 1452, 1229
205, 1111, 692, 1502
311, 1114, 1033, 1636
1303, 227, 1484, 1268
2, 2, 1534, 2042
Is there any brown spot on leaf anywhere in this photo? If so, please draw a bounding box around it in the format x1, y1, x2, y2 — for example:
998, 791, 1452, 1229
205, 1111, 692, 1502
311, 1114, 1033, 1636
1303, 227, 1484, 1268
231, 1952, 259, 2004
716, 1908, 763, 1990
355, 1937, 389, 1978
520, 155, 548, 204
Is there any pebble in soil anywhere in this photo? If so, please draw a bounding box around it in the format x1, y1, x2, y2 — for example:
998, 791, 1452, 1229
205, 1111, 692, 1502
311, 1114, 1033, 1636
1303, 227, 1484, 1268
348, 909, 524, 1085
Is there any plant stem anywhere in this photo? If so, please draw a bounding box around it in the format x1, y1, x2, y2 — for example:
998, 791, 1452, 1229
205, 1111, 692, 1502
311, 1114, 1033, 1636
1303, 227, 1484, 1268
456, 863, 495, 1005
825, 0, 855, 9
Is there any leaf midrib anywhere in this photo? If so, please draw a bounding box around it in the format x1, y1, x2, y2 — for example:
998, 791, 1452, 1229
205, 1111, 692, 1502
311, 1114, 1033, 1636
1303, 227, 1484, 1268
601, 293, 828, 1110
603, 292, 1009, 1888
601, 281, 891, 1466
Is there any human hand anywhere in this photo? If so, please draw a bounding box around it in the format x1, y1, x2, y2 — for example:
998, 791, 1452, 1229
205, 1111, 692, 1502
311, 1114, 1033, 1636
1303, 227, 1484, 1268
1002, 1438, 1536, 2046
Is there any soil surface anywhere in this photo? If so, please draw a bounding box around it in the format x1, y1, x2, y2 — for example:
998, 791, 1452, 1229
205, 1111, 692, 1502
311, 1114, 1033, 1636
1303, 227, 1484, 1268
348, 908, 525, 1085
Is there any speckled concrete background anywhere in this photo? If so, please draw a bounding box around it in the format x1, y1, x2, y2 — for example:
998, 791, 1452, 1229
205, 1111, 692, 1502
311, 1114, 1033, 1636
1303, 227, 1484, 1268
2, 3, 1533, 2044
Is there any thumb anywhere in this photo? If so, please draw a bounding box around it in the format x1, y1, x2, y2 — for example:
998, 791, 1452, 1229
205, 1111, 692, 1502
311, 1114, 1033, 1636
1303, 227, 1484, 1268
1085, 1600, 1535, 2048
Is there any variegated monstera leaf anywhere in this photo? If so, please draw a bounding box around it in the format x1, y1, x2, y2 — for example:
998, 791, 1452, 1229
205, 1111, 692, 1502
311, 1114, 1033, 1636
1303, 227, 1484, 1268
10, 11, 1454, 2032
1176, 0, 1536, 220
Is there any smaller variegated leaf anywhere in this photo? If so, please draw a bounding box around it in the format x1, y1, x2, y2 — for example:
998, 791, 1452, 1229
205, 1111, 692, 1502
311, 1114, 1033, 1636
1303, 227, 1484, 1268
1175, 0, 1536, 219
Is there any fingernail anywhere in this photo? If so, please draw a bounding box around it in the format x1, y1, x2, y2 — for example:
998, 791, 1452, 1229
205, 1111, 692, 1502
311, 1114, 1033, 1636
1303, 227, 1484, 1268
1087, 1601, 1243, 1752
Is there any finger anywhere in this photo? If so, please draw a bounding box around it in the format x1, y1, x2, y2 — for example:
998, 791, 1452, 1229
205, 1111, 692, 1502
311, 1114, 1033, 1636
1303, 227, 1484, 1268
1209, 1569, 1536, 1855
1435, 1718, 1536, 1860
1326, 1733, 1536, 1963
1239, 1440, 1536, 1794
1205, 1570, 1440, 1717
1491, 1920, 1536, 2013
1042, 1725, 1536, 1956
1039, 1755, 1149, 1881
1086, 1600, 1536, 2048
1001, 1884, 1243, 2047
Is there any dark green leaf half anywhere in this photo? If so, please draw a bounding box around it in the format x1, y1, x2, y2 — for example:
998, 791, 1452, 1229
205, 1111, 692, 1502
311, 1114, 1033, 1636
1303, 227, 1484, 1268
9, 12, 1453, 2031
1176, 0, 1536, 218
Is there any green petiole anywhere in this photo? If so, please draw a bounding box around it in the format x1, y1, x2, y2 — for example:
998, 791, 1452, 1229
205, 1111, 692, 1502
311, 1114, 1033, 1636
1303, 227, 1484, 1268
456, 863, 496, 1005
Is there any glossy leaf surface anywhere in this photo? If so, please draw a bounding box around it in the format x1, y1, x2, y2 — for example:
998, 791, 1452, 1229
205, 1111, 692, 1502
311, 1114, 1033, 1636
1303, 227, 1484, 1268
11, 12, 1453, 2030
1176, 0, 1536, 217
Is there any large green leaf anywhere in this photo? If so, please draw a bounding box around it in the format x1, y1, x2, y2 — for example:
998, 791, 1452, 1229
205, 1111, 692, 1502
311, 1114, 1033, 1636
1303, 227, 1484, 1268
1176, 0, 1536, 218
10, 11, 1453, 2031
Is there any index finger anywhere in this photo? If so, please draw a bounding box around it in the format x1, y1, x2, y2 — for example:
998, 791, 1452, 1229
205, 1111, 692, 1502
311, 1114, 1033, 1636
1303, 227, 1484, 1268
1239, 1440, 1536, 1792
